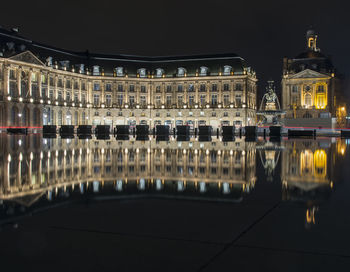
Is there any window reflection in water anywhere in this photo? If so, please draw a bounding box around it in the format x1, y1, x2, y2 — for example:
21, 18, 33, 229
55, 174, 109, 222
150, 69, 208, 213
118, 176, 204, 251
0, 135, 348, 228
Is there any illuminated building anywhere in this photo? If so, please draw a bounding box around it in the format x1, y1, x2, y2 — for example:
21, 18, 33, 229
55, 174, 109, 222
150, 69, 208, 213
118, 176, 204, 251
0, 27, 257, 131
281, 29, 343, 128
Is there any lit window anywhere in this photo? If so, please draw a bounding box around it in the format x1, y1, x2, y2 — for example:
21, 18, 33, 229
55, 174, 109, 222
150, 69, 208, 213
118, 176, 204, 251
223, 65, 232, 75
138, 68, 147, 78
115, 67, 124, 77
156, 68, 164, 77
223, 83, 230, 91
93, 66, 100, 76
304, 93, 312, 108
93, 94, 100, 106
106, 83, 112, 91
93, 83, 100, 91
177, 67, 186, 77
106, 94, 112, 107
117, 94, 123, 106
200, 66, 208, 76
223, 94, 230, 106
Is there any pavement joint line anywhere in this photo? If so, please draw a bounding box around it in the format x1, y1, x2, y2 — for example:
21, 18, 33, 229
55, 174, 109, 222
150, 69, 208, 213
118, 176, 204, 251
232, 244, 350, 259
49, 225, 226, 246
197, 201, 281, 272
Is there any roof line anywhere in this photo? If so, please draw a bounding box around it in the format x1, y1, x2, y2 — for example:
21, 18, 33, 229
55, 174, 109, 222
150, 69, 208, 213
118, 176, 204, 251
0, 29, 244, 62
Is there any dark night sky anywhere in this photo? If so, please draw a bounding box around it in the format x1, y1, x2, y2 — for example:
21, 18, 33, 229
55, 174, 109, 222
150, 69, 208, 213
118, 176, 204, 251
1, 0, 349, 98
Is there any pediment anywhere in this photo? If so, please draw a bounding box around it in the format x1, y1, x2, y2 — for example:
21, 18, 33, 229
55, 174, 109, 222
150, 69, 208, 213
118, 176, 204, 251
289, 69, 329, 79
9, 50, 45, 66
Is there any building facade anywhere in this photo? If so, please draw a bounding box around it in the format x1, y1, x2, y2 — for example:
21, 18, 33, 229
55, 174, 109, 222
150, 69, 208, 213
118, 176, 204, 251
281, 29, 343, 128
0, 27, 257, 131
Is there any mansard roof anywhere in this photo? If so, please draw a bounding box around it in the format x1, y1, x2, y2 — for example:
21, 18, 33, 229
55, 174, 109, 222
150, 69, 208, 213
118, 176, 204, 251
0, 27, 250, 77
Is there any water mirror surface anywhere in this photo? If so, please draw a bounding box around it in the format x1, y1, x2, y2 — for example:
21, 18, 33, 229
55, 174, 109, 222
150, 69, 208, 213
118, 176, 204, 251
0, 134, 350, 271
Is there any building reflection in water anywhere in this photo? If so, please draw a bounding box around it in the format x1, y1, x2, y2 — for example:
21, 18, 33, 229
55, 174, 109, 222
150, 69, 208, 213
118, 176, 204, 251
0, 135, 347, 228
280, 138, 344, 228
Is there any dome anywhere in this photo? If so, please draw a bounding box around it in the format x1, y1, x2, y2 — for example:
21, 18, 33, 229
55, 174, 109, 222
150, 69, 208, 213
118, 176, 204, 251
295, 50, 325, 59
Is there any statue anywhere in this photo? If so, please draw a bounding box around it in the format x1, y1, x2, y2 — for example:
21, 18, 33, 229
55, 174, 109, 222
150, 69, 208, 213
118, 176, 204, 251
257, 80, 285, 125
260, 80, 281, 111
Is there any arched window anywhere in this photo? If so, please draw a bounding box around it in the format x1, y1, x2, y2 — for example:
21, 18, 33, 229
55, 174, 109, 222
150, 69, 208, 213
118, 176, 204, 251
177, 67, 186, 77
304, 93, 312, 108
92, 65, 100, 76
223, 65, 232, 75
200, 66, 208, 76
78, 64, 85, 74
155, 68, 164, 78
138, 68, 147, 78
115, 67, 124, 77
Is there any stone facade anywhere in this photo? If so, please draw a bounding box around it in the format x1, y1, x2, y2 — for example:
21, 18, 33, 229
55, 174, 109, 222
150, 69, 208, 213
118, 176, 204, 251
281, 30, 342, 128
0, 28, 257, 131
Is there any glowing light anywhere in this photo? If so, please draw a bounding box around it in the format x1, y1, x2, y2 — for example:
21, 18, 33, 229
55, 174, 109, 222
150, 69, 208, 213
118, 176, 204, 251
48, 100, 51, 104
19, 97, 23, 102
40, 99, 43, 104
7, 96, 11, 101
30, 98, 34, 103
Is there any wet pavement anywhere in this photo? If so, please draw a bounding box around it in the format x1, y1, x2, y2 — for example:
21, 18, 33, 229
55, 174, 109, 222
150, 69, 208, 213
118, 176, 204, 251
0, 135, 349, 271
